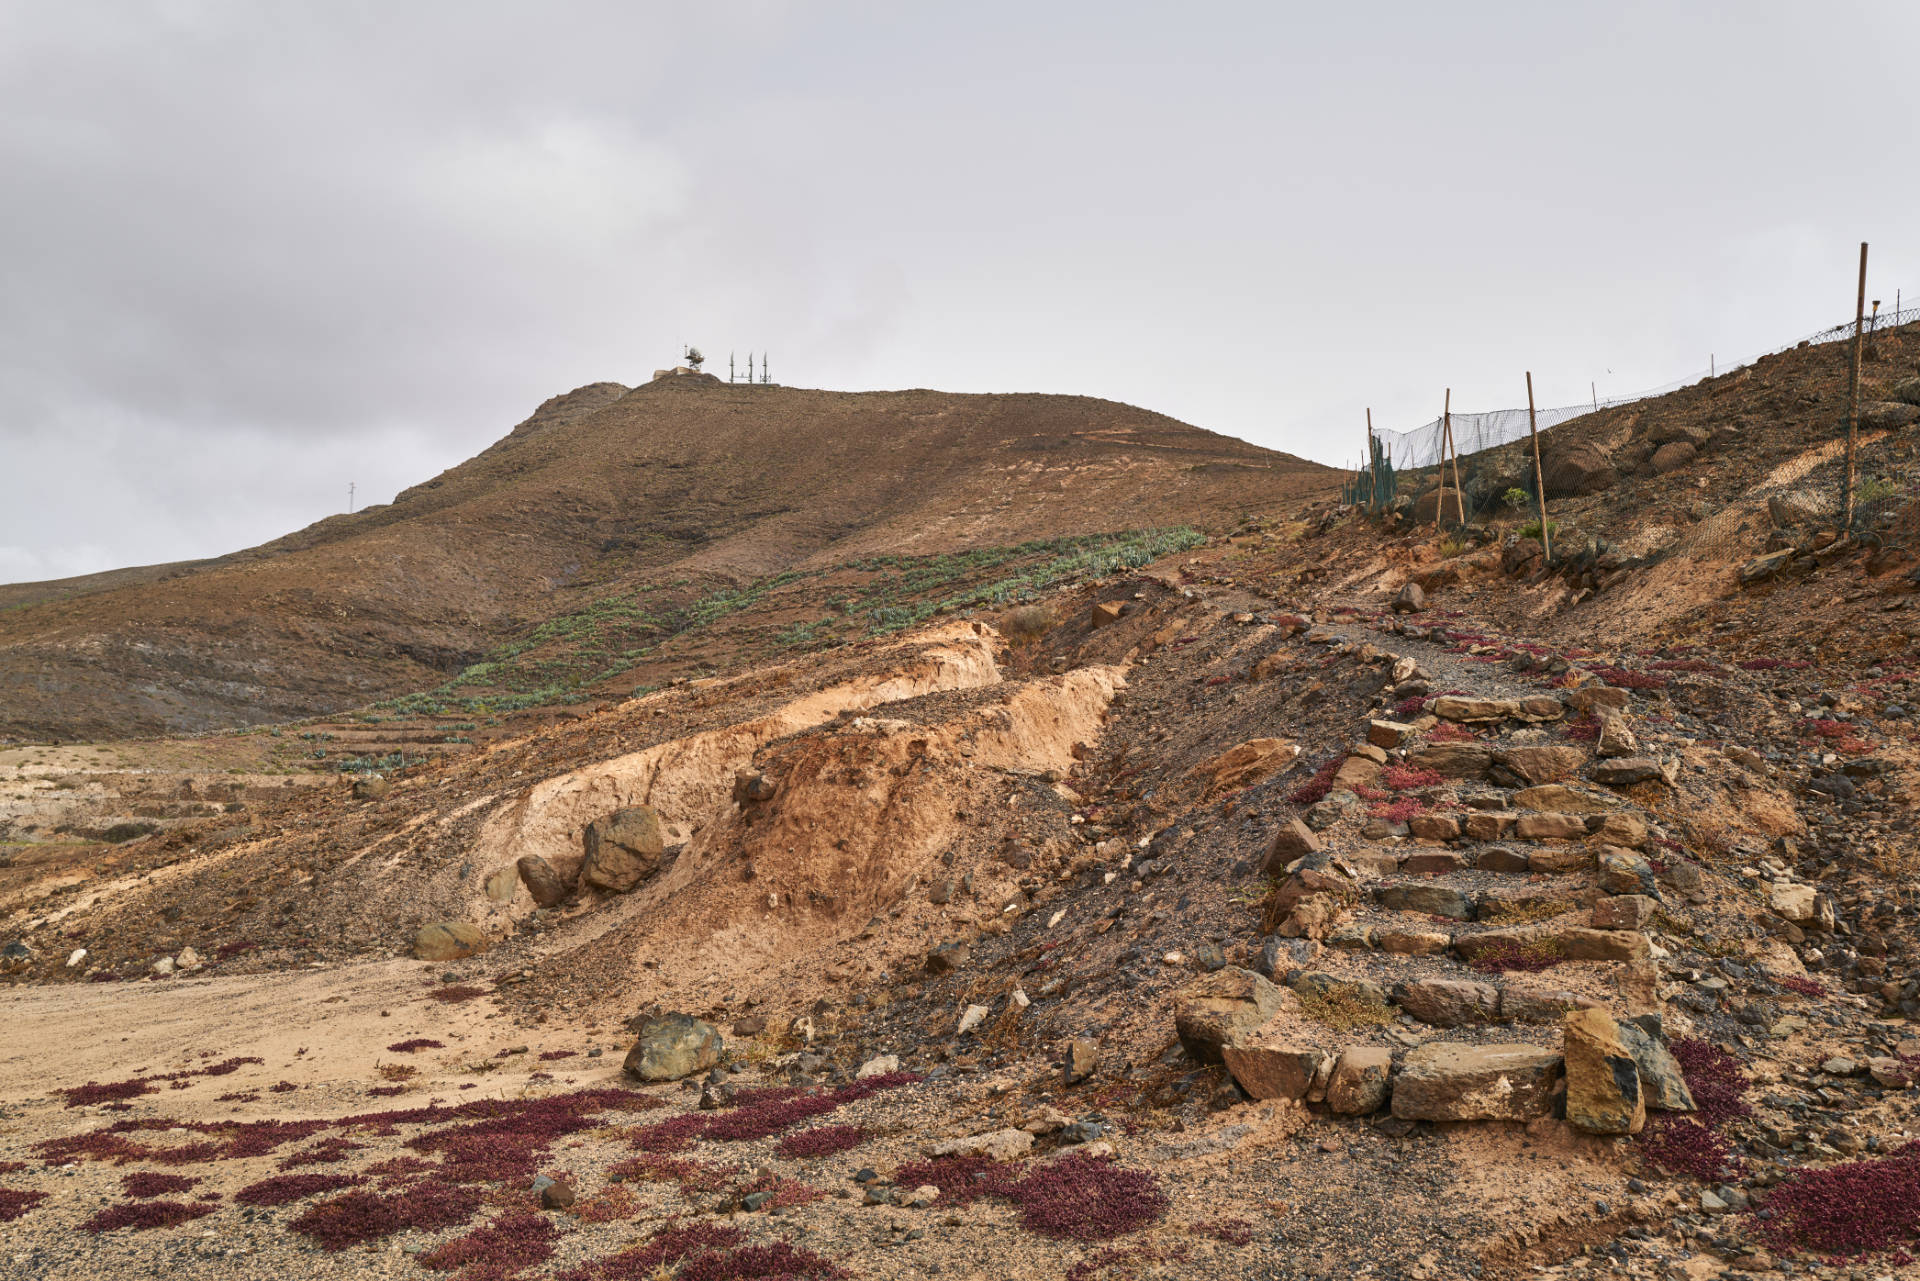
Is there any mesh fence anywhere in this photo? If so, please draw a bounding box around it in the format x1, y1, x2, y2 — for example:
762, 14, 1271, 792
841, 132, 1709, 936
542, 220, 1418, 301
1346, 298, 1920, 548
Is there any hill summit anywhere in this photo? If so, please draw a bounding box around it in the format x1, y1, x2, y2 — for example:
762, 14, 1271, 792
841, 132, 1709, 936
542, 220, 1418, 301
0, 377, 1333, 741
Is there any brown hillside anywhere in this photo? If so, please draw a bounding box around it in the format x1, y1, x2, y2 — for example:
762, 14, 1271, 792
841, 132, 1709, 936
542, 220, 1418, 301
0, 376, 1333, 742
6, 329, 1920, 1278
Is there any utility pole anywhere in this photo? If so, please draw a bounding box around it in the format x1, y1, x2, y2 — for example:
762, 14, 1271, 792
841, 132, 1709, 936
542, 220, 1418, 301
1526, 372, 1550, 561
1844, 241, 1868, 536
1591, 381, 1597, 412
729, 352, 735, 383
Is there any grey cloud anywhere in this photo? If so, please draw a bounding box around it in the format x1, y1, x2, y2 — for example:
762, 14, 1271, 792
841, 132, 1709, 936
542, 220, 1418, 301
3, 1, 1917, 580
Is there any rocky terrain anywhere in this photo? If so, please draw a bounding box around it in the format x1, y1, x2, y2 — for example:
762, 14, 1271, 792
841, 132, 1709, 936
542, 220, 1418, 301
4, 332, 1920, 1281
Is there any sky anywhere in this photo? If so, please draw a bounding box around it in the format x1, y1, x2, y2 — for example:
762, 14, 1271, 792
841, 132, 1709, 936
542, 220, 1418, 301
4, 0, 1918, 583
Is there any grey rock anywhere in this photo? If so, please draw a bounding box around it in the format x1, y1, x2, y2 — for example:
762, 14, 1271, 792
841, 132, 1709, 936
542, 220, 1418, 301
516, 855, 571, 908
582, 805, 669, 892
1175, 967, 1284, 1063
1392, 977, 1500, 1027
623, 1012, 723, 1081
1597, 848, 1660, 897
0, 940, 34, 975
412, 921, 488, 962
1376, 883, 1475, 920
1591, 757, 1669, 788
1612, 1020, 1694, 1111
1390, 1042, 1563, 1121
1065, 1037, 1100, 1084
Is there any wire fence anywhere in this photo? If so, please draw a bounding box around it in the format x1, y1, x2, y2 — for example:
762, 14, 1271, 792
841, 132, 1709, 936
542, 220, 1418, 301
1343, 295, 1920, 560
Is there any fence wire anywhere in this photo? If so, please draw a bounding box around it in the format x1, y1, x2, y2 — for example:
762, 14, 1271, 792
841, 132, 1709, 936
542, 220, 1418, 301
1346, 297, 1920, 551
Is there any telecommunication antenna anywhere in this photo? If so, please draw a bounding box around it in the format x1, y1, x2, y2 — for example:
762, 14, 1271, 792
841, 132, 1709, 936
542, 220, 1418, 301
348, 482, 355, 514
761, 352, 770, 384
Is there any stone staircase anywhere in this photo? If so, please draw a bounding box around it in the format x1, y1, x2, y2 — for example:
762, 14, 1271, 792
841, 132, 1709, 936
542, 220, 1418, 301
1179, 654, 1699, 1136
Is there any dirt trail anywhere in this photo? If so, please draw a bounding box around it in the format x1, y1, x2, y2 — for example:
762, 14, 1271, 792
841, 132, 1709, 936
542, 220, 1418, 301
0, 961, 557, 1113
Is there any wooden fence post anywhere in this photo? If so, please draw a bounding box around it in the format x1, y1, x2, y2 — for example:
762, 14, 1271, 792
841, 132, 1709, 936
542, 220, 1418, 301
1443, 388, 1465, 527
1526, 371, 1550, 561
1844, 241, 1868, 536
1367, 408, 1377, 512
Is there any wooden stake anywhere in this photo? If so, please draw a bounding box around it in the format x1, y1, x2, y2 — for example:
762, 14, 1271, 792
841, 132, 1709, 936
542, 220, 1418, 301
1526, 371, 1550, 561
1844, 242, 1868, 536
1443, 388, 1465, 528
1367, 408, 1377, 511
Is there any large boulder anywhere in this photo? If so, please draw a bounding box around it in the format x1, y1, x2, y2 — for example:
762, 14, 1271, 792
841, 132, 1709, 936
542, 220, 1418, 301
1618, 1018, 1695, 1112
1597, 848, 1659, 897
1409, 743, 1493, 779
624, 1013, 723, 1081
1739, 549, 1795, 586
582, 806, 669, 892
412, 921, 488, 961
930, 1129, 1034, 1161
1650, 441, 1697, 474
1591, 757, 1671, 789
1859, 401, 1920, 430
1430, 696, 1518, 724
1768, 492, 1828, 529
1563, 1008, 1646, 1135
516, 855, 572, 908
0, 940, 34, 975
1455, 925, 1648, 965
1376, 883, 1475, 921
1413, 487, 1465, 523
1542, 441, 1617, 498
1196, 739, 1299, 794
1174, 967, 1284, 1063
1567, 686, 1629, 716
1491, 746, 1586, 787
1514, 812, 1588, 841
1264, 817, 1324, 873
1390, 1042, 1563, 1121
1392, 978, 1500, 1027
1263, 850, 1351, 911
1222, 1041, 1325, 1102
1326, 1046, 1393, 1114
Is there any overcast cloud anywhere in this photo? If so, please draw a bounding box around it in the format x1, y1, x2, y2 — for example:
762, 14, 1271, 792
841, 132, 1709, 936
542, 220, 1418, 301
3, 1, 1917, 583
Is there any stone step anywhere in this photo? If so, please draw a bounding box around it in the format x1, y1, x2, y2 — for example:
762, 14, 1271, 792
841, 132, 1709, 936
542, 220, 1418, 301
1178, 966, 1692, 1131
